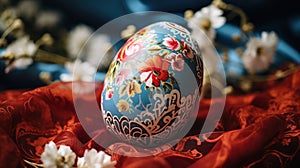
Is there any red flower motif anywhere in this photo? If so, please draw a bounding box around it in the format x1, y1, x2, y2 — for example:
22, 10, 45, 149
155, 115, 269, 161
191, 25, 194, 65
117, 37, 143, 62
105, 89, 114, 100
139, 55, 170, 87
181, 40, 194, 60
163, 36, 180, 50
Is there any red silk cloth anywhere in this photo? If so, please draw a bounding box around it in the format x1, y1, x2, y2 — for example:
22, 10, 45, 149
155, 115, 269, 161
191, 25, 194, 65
1, 68, 300, 168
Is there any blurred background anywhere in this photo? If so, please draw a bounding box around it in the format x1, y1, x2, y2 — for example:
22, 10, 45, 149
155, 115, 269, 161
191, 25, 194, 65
40, 0, 299, 52
1, 0, 299, 91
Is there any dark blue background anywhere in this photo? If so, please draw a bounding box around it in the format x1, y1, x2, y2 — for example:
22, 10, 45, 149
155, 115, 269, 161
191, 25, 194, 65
1, 0, 299, 90
40, 0, 299, 52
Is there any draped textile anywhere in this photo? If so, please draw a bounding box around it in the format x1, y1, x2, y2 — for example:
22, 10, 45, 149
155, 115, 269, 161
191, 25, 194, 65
1, 68, 300, 168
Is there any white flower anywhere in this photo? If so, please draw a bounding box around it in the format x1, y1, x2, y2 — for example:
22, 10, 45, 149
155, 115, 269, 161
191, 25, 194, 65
35, 10, 61, 29
86, 34, 114, 69
66, 24, 114, 69
1, 36, 37, 73
4, 58, 33, 73
60, 60, 97, 82
77, 149, 116, 168
3, 36, 36, 56
66, 24, 93, 58
188, 5, 226, 40
242, 31, 278, 74
120, 25, 136, 39
17, 0, 40, 20
41, 141, 76, 168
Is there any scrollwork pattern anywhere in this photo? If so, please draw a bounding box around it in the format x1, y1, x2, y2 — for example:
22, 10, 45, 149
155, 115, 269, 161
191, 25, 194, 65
103, 88, 200, 147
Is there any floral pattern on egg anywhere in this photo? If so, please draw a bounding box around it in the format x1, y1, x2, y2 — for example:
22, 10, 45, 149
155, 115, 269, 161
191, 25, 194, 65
101, 21, 203, 147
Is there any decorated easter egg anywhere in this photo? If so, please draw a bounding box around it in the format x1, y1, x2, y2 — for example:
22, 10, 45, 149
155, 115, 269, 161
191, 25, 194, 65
101, 21, 203, 147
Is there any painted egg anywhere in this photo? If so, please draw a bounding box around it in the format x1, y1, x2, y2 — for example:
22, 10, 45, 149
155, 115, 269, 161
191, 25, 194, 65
101, 21, 203, 148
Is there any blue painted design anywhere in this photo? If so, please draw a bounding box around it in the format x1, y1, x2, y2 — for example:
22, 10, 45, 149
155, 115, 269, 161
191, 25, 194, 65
101, 21, 203, 147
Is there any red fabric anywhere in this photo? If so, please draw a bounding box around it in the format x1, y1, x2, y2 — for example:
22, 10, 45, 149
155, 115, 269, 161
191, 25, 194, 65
1, 68, 300, 167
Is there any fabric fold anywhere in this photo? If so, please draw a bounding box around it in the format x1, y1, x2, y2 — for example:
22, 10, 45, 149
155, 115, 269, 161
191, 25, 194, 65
0, 68, 300, 167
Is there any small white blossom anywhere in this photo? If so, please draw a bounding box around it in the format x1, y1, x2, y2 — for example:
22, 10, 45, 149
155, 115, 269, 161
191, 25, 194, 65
35, 10, 61, 29
41, 141, 76, 168
60, 60, 97, 82
120, 25, 136, 39
17, 0, 40, 20
86, 34, 114, 69
4, 58, 33, 73
77, 149, 116, 168
3, 36, 36, 56
66, 24, 114, 69
66, 24, 93, 58
188, 5, 226, 40
242, 31, 278, 74
1, 36, 37, 73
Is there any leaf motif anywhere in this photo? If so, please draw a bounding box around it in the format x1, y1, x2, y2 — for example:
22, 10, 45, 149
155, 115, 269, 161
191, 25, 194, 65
164, 82, 173, 92
170, 76, 178, 85
118, 84, 127, 98
162, 84, 167, 93
160, 49, 170, 58
108, 60, 120, 80
148, 45, 162, 54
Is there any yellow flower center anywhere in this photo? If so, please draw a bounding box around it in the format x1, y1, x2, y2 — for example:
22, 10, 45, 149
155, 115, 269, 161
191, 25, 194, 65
256, 47, 266, 56
201, 19, 212, 31
56, 156, 67, 168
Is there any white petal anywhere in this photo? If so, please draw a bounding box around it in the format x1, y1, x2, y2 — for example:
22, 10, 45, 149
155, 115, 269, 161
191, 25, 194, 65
140, 71, 153, 87
242, 36, 275, 74
262, 31, 278, 47
98, 151, 105, 164
211, 17, 226, 28
189, 5, 225, 30
6, 36, 36, 57
57, 145, 76, 167
193, 10, 205, 19
66, 24, 93, 58
200, 6, 211, 16
5, 58, 33, 73
86, 34, 114, 68
45, 141, 58, 156
26, 42, 37, 56
35, 10, 61, 29
41, 141, 59, 168
77, 157, 86, 168
78, 149, 116, 168
60, 74, 73, 82
209, 5, 223, 16
63, 60, 96, 82
17, 0, 39, 19
15, 58, 33, 68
